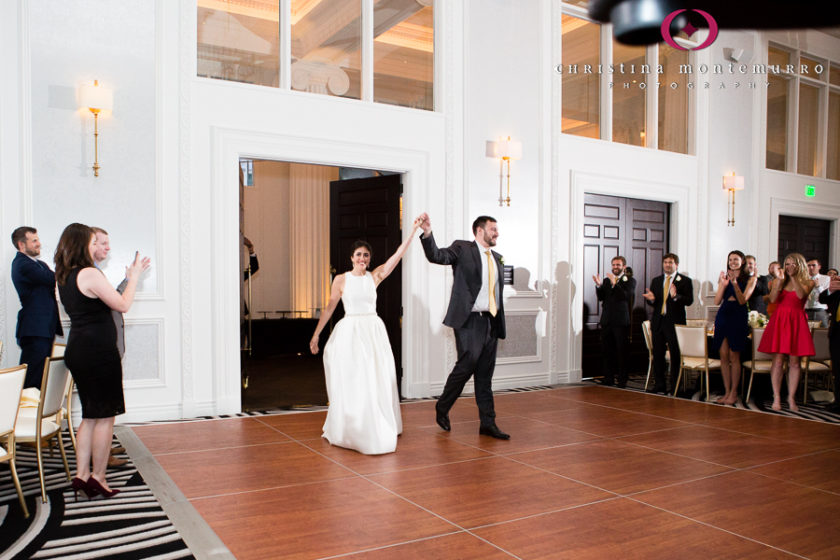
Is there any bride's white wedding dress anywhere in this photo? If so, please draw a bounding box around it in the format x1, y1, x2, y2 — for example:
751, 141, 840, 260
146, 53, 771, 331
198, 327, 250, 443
322, 271, 402, 454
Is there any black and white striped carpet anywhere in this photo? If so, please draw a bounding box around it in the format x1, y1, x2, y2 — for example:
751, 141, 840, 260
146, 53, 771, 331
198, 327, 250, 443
0, 436, 193, 560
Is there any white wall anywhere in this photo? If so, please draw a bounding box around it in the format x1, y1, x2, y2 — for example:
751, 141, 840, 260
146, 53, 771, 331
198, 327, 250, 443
2, 0, 183, 422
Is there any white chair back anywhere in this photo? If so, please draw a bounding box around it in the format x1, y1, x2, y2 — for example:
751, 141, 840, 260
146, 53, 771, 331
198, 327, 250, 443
642, 320, 653, 352
0, 366, 26, 433
40, 357, 70, 419
751, 327, 773, 360
675, 325, 706, 358
812, 328, 830, 361
51, 342, 66, 357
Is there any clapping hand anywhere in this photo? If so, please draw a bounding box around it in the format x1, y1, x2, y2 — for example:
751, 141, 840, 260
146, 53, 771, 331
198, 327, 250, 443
606, 272, 617, 285
126, 251, 151, 282
669, 282, 677, 298
719, 271, 729, 286
592, 274, 602, 287
830, 275, 840, 292
643, 289, 655, 302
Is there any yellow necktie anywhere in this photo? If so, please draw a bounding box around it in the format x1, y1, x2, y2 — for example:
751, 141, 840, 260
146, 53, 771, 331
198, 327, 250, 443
836, 302, 839, 322
661, 276, 671, 315
486, 250, 497, 317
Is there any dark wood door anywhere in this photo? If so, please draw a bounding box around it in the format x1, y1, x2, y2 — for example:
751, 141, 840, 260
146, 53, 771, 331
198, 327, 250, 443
582, 194, 670, 378
330, 174, 403, 395
778, 215, 831, 268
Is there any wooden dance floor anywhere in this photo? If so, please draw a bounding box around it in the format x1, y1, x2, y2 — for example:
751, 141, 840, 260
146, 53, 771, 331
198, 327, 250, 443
131, 386, 840, 559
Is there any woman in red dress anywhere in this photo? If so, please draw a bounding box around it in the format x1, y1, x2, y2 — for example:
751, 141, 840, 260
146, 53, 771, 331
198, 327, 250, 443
757, 253, 815, 411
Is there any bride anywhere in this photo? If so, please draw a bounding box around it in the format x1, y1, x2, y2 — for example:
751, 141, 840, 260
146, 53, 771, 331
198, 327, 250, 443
309, 215, 424, 454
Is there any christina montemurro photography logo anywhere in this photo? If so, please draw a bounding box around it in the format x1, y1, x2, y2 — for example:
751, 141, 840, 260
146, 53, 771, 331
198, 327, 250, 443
660, 9, 719, 51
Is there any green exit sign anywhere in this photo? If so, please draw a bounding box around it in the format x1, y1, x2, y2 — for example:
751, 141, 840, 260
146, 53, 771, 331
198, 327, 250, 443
805, 185, 816, 197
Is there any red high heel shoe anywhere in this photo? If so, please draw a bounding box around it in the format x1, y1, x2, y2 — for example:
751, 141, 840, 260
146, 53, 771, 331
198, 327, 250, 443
70, 477, 97, 500
86, 477, 120, 499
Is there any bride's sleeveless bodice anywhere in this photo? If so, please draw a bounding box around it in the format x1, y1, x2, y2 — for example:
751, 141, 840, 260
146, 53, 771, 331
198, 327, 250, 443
342, 272, 377, 315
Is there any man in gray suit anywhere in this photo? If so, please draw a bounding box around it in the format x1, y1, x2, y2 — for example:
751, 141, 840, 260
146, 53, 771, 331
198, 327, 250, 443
92, 227, 127, 357
91, 227, 129, 467
419, 213, 509, 440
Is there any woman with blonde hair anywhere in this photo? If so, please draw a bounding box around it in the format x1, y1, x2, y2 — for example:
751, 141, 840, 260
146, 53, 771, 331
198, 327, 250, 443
757, 252, 815, 411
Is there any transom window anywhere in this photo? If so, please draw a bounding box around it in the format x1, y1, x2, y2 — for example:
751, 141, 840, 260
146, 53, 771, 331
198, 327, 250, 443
560, 5, 694, 154
765, 43, 839, 180
197, 0, 435, 111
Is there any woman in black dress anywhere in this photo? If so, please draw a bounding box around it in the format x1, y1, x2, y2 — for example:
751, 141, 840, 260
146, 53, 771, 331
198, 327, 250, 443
54, 223, 149, 498
713, 250, 756, 405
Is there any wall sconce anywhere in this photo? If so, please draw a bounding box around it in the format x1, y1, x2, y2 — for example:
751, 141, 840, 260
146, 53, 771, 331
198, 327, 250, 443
722, 172, 745, 227
79, 80, 114, 177
485, 136, 522, 207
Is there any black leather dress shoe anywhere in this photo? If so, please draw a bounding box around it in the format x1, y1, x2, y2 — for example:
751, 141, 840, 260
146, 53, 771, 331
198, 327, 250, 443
479, 424, 510, 440
436, 412, 451, 431
646, 386, 666, 394
596, 379, 615, 386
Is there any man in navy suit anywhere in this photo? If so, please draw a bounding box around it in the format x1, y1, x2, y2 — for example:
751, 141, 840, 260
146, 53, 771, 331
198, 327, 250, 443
819, 274, 840, 412
643, 253, 693, 394
419, 213, 509, 439
11, 227, 63, 388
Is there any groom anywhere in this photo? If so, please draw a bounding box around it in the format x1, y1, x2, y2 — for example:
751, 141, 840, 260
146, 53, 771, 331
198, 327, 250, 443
419, 213, 509, 440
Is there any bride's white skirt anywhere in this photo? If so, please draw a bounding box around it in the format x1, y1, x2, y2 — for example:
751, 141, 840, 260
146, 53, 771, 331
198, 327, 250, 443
322, 314, 402, 455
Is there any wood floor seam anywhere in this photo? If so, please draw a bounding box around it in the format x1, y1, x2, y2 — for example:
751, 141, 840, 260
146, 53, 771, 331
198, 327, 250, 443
624, 495, 812, 559
185, 473, 361, 502
465, 495, 624, 531
149, 439, 296, 457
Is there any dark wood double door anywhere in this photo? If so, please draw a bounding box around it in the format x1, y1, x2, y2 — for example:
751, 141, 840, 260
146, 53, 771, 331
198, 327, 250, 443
582, 193, 670, 378
329, 174, 404, 396
778, 215, 831, 268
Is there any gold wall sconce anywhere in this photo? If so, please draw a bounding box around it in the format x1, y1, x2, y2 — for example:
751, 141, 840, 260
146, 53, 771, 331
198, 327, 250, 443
79, 80, 114, 177
722, 172, 745, 227
485, 136, 522, 207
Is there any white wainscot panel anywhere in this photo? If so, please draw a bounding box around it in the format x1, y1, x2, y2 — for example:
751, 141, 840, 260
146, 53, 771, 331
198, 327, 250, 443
497, 310, 541, 363
123, 319, 163, 385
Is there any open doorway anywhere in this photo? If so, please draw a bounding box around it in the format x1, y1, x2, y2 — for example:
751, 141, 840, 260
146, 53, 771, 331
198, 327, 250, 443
239, 159, 404, 410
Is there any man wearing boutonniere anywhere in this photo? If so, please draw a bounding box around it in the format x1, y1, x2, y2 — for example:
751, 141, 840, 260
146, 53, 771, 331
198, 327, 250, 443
643, 253, 694, 394
419, 213, 509, 440
593, 256, 636, 388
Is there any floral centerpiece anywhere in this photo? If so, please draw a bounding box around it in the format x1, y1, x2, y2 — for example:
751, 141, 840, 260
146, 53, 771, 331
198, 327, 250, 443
748, 310, 768, 328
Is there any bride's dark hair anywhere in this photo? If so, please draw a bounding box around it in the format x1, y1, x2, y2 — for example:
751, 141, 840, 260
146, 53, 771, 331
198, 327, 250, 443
350, 240, 373, 263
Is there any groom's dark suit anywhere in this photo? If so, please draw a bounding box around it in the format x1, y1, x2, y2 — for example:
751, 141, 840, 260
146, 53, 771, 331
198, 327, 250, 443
421, 233, 505, 428
646, 272, 693, 392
